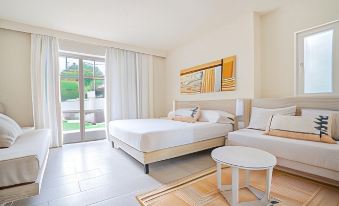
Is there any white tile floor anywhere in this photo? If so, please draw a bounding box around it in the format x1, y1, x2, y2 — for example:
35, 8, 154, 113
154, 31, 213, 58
12, 140, 216, 206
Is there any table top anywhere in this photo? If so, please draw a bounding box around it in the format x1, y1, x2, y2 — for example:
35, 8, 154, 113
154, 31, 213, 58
211, 146, 277, 170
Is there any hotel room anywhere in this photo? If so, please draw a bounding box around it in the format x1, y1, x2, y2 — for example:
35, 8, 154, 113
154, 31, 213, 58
0, 0, 339, 205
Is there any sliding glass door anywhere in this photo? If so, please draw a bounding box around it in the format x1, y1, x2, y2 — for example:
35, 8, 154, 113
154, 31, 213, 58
59, 53, 106, 144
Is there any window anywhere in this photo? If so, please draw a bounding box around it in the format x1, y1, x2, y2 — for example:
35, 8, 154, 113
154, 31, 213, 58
296, 21, 338, 96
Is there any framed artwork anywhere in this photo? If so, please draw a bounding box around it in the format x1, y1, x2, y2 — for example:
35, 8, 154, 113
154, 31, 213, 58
180, 56, 236, 94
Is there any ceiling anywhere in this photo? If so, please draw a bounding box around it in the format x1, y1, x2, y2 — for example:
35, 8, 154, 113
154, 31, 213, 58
0, 0, 291, 52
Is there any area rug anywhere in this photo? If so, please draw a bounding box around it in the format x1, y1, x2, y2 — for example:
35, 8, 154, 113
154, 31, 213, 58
137, 167, 339, 206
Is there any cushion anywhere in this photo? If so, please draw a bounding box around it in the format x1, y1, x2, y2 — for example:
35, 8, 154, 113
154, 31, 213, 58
167, 111, 175, 120
248, 106, 296, 130
301, 109, 339, 141
265, 114, 336, 144
172, 107, 201, 123
199, 110, 235, 124
0, 114, 23, 148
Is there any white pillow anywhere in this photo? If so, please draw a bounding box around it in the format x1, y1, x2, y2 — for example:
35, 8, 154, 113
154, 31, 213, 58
199, 110, 235, 124
301, 109, 339, 141
0, 114, 23, 148
248, 106, 296, 130
167, 111, 175, 119
265, 114, 336, 144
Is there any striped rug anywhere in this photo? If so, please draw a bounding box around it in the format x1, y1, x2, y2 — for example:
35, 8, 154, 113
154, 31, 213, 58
137, 167, 339, 206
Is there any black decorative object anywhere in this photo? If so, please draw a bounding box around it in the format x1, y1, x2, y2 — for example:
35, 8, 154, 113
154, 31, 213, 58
314, 115, 329, 137
190, 107, 199, 118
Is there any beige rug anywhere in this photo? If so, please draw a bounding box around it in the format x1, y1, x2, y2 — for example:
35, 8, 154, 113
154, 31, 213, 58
137, 167, 339, 206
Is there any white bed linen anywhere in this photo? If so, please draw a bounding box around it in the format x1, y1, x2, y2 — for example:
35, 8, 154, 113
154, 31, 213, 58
0, 129, 50, 188
109, 119, 232, 152
228, 129, 339, 172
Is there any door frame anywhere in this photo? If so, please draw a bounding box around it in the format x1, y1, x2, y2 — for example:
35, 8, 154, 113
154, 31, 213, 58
59, 51, 105, 143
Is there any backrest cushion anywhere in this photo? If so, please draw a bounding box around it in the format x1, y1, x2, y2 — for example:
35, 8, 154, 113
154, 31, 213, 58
265, 114, 336, 144
172, 107, 201, 123
0, 114, 23, 148
248, 106, 296, 130
301, 109, 339, 141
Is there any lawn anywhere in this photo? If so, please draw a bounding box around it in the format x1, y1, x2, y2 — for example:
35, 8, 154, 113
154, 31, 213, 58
63, 120, 105, 131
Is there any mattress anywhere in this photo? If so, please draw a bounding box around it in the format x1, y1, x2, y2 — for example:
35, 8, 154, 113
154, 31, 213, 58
228, 129, 339, 172
0, 129, 50, 188
109, 119, 232, 152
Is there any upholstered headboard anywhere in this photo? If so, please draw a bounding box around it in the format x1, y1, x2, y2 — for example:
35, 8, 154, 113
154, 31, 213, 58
173, 99, 237, 115
244, 96, 339, 126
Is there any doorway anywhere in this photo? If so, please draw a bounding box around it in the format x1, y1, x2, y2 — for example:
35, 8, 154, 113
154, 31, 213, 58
59, 52, 106, 143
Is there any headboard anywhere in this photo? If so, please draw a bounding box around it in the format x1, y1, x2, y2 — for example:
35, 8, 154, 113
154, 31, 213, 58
173, 99, 237, 115
244, 96, 339, 126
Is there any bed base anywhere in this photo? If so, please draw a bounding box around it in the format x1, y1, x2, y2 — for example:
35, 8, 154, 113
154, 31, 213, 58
111, 136, 226, 174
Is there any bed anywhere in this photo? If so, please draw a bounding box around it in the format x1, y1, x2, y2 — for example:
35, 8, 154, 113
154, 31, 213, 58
108, 99, 237, 174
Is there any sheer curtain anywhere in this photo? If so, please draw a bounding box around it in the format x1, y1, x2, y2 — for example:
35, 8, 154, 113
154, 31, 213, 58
31, 34, 62, 147
105, 48, 153, 125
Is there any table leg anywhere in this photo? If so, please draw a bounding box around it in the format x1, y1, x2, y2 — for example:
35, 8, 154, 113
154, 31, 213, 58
232, 167, 239, 206
262, 167, 273, 203
217, 162, 222, 190
245, 170, 250, 187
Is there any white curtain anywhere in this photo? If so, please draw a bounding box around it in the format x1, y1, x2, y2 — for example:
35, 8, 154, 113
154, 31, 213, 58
105, 48, 153, 125
31, 34, 62, 147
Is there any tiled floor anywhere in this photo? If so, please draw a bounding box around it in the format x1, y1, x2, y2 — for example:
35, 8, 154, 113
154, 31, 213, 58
12, 140, 216, 206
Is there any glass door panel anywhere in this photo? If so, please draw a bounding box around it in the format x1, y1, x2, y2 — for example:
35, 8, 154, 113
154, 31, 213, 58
83, 60, 106, 141
59, 57, 82, 143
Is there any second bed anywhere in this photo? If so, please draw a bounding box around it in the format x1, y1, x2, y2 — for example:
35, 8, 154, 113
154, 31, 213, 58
108, 99, 238, 174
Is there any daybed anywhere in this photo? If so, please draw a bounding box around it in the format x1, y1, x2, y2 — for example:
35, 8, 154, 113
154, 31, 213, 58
228, 97, 339, 186
0, 104, 50, 205
109, 99, 237, 174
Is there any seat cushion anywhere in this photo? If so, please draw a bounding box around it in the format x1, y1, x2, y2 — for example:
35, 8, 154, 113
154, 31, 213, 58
0, 129, 50, 188
228, 129, 339, 172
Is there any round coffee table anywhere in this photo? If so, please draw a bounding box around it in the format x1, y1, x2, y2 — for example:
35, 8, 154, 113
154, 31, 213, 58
211, 146, 277, 206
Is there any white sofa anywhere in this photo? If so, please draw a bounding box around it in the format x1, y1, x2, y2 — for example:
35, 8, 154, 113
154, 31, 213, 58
0, 105, 50, 204
229, 97, 339, 186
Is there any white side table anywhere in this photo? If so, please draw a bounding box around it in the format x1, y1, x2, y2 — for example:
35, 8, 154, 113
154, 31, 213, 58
212, 146, 277, 206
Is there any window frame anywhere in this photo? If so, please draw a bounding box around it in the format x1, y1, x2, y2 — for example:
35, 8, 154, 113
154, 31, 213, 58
295, 20, 338, 96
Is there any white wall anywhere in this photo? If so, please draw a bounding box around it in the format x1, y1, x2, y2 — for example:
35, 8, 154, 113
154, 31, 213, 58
0, 28, 33, 126
59, 39, 106, 57
261, 0, 339, 97
165, 13, 258, 112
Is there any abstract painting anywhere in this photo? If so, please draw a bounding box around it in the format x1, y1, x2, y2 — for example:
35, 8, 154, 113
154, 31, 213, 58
180, 56, 236, 94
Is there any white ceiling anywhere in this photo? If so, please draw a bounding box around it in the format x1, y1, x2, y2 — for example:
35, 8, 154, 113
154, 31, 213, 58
0, 0, 291, 52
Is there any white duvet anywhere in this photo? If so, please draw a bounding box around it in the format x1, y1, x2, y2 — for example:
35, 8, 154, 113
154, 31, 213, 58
109, 119, 232, 152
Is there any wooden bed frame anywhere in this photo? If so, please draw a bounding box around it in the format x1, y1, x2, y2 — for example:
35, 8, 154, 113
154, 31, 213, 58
109, 99, 237, 174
